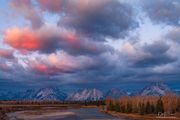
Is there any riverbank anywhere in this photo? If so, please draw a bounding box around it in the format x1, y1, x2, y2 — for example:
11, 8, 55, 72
102, 110, 180, 120
7, 107, 121, 120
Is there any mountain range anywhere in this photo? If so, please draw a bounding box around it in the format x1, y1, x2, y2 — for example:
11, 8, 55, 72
0, 87, 67, 101
0, 83, 176, 101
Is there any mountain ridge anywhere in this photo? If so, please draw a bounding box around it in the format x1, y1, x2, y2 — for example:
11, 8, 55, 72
0, 83, 176, 101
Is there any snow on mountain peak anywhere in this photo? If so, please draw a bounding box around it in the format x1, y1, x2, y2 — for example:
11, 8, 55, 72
34, 87, 67, 101
139, 82, 173, 96
67, 88, 103, 101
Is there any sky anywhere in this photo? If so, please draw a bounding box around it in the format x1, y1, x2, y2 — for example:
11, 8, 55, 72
0, 0, 180, 92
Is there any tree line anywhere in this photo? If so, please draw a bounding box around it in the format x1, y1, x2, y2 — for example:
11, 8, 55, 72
105, 94, 180, 115
0, 100, 105, 106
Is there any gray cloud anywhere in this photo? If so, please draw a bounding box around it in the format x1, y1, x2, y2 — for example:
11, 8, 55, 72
144, 41, 169, 55
141, 0, 180, 26
123, 41, 176, 68
58, 0, 138, 40
166, 27, 180, 44
133, 54, 175, 68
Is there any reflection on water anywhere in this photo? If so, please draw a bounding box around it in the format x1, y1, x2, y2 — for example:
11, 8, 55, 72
67, 108, 121, 120
8, 108, 129, 120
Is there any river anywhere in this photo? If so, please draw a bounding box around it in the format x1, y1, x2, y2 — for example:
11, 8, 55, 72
7, 108, 130, 120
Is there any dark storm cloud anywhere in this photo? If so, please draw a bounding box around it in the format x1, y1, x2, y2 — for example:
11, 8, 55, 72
37, 0, 138, 38
126, 41, 176, 68
144, 41, 169, 55
133, 54, 175, 68
141, 0, 180, 26
58, 0, 138, 40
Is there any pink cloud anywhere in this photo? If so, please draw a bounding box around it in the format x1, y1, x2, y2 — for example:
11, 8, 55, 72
4, 28, 41, 51
31, 63, 58, 75
4, 26, 106, 55
4, 26, 78, 53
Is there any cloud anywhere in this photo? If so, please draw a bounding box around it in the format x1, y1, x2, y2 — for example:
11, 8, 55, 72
166, 27, 180, 43
143, 41, 170, 55
1, 0, 180, 86
37, 0, 66, 13
10, 0, 43, 28
27, 51, 99, 75
4, 25, 108, 55
141, 0, 180, 26
122, 41, 176, 68
58, 0, 138, 40
0, 49, 14, 59
0, 62, 12, 72
4, 27, 41, 51
152, 64, 177, 74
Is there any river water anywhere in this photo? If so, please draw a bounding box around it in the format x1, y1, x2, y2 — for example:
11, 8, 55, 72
8, 108, 130, 120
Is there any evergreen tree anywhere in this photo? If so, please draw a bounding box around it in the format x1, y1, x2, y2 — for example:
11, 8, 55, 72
177, 100, 180, 112
114, 102, 121, 112
140, 102, 145, 115
121, 105, 126, 113
151, 104, 155, 113
126, 102, 132, 113
84, 101, 87, 106
156, 98, 164, 113
108, 100, 114, 111
145, 101, 151, 114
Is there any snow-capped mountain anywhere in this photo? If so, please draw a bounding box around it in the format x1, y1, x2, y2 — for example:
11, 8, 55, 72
105, 88, 128, 99
0, 83, 176, 101
67, 88, 104, 101
0, 87, 67, 101
33, 87, 67, 101
138, 82, 173, 96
